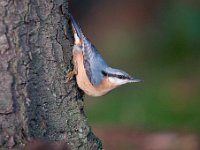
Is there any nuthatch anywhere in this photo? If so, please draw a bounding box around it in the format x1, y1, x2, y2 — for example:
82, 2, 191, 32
67, 14, 142, 96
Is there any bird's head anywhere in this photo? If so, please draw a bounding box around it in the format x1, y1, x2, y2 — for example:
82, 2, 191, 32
102, 67, 142, 87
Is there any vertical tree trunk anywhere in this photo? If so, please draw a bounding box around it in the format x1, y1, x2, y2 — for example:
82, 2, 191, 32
0, 0, 102, 149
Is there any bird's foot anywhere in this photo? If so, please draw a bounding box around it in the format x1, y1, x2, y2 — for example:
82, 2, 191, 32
66, 69, 77, 82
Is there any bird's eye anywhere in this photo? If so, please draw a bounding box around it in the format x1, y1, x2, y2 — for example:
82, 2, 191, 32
118, 75, 123, 79
102, 71, 108, 76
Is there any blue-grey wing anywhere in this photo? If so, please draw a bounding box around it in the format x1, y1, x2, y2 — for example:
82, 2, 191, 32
83, 38, 108, 86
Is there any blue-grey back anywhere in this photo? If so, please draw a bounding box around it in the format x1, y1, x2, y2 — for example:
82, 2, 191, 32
70, 14, 109, 86
83, 37, 108, 86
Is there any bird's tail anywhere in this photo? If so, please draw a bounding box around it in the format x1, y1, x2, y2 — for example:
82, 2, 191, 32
69, 14, 84, 46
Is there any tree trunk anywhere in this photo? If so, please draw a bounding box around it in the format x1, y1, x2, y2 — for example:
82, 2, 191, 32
0, 0, 102, 149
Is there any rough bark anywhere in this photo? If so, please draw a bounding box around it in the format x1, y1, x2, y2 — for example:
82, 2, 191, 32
0, 0, 102, 149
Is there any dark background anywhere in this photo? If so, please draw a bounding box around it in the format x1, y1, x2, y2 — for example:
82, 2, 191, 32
70, 0, 200, 149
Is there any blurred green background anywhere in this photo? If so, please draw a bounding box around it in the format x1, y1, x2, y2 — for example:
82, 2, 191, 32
71, 0, 200, 149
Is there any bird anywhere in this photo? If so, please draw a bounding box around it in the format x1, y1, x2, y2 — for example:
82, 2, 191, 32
67, 14, 142, 97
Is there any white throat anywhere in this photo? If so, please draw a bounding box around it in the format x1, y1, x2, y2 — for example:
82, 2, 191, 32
108, 77, 128, 86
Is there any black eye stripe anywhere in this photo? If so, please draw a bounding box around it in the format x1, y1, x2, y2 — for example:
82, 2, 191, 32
102, 71, 130, 80
102, 71, 107, 76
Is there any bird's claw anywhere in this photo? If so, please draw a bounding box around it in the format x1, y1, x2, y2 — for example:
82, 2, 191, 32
66, 70, 75, 82
66, 66, 78, 83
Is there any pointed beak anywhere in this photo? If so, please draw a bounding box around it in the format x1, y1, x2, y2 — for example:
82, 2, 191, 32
129, 78, 143, 83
